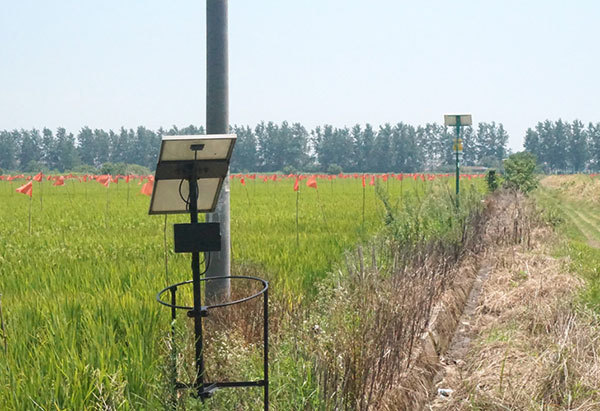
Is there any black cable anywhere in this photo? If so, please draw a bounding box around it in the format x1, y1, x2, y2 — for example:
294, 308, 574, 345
200, 252, 211, 275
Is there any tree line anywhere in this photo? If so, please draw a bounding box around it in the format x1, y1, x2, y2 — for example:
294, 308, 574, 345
0, 122, 510, 173
524, 120, 600, 173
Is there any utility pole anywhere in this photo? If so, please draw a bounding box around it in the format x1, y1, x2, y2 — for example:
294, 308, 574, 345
205, 0, 231, 299
455, 116, 461, 209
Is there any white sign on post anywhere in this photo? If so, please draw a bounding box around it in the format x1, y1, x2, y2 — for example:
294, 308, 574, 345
444, 114, 472, 126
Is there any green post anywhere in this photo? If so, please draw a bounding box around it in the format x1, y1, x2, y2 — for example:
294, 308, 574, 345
455, 116, 461, 209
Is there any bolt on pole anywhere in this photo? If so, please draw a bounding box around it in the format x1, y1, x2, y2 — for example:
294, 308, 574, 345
205, 0, 231, 300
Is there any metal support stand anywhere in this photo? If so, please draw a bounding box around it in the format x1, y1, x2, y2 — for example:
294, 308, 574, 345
158, 276, 269, 409
156, 172, 269, 409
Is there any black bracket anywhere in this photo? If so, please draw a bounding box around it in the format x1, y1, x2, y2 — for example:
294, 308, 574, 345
187, 307, 209, 318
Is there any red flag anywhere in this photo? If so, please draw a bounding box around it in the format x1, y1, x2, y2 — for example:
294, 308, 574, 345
369, 176, 375, 186
53, 176, 65, 186
306, 175, 318, 189
125, 175, 130, 183
240, 177, 246, 186
33, 172, 43, 182
96, 175, 110, 188
293, 176, 299, 192
141, 181, 153, 196
16, 181, 33, 197
362, 175, 366, 188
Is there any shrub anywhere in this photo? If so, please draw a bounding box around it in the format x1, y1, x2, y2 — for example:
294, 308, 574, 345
486, 169, 499, 192
326, 163, 343, 175
503, 152, 538, 193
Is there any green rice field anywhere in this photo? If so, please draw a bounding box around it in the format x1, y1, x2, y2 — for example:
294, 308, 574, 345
0, 174, 481, 409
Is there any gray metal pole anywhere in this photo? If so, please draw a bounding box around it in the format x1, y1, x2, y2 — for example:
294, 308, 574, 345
455, 117, 461, 209
205, 0, 231, 299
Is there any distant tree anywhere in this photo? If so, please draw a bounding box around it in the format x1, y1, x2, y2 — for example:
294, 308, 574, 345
417, 123, 445, 169
77, 127, 96, 166
131, 126, 158, 169
230, 125, 257, 172
327, 163, 343, 174
460, 125, 476, 166
523, 128, 539, 157
390, 123, 422, 172
19, 129, 42, 169
536, 120, 555, 172
352, 123, 376, 172
100, 162, 127, 176
55, 127, 80, 171
287, 122, 311, 170
551, 119, 569, 172
178, 124, 205, 135
568, 119, 588, 172
588, 122, 600, 171
256, 121, 286, 171
0, 130, 19, 170
475, 122, 506, 165
94, 129, 111, 165
371, 124, 393, 172
313, 125, 354, 172
41, 128, 57, 169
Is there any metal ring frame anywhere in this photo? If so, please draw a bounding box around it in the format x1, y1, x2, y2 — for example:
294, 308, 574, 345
157, 275, 268, 310
156, 275, 269, 410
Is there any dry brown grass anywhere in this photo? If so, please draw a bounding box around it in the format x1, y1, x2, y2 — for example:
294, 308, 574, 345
541, 175, 600, 205
303, 190, 545, 410
429, 221, 600, 409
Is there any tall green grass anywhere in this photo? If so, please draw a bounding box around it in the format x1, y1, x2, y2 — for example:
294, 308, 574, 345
535, 187, 600, 312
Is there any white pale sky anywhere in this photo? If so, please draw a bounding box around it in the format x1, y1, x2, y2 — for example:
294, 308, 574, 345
1, 0, 599, 151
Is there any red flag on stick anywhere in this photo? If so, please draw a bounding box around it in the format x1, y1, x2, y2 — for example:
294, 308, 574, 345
141, 181, 153, 196
362, 175, 366, 188
306, 175, 318, 189
293, 176, 299, 192
16, 181, 33, 197
240, 177, 246, 186
33, 172, 43, 182
53, 176, 65, 186
369, 175, 375, 186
